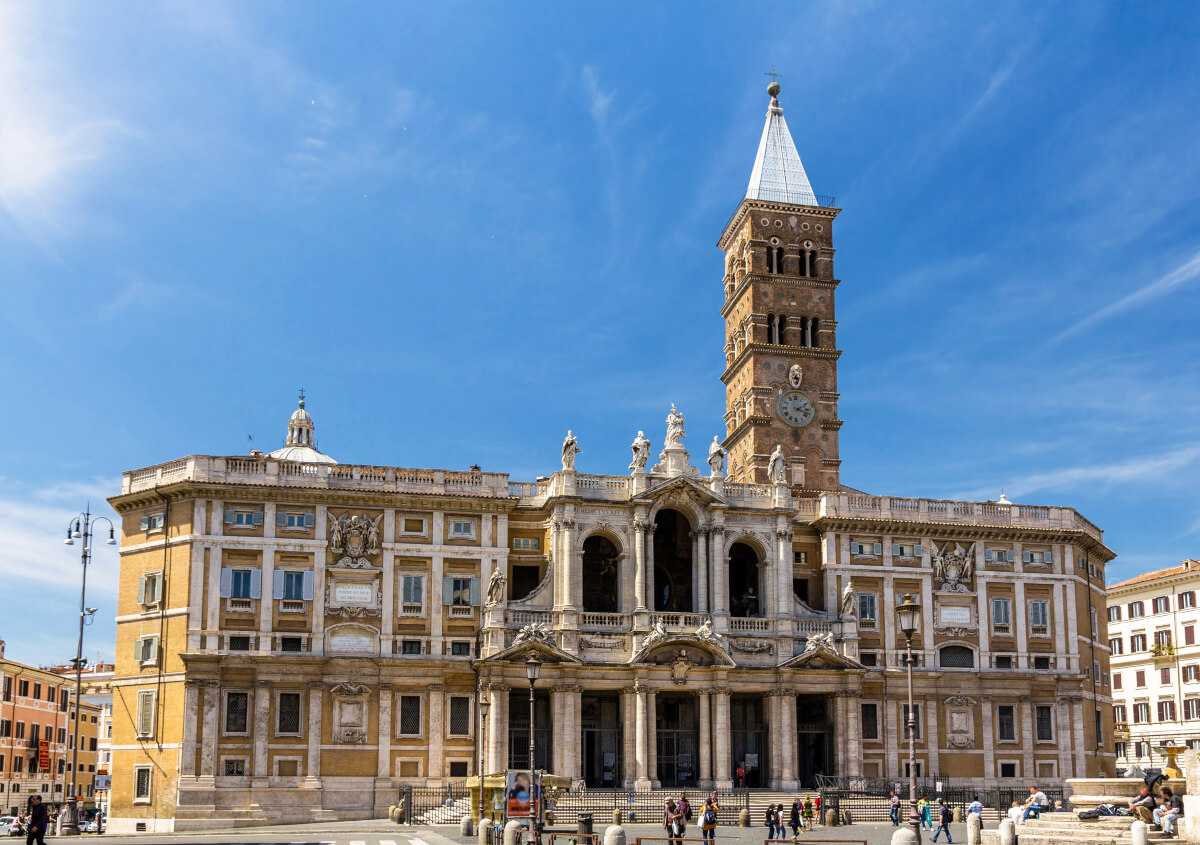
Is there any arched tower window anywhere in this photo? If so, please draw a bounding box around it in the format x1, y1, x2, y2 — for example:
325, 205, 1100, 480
810, 318, 820, 348
767, 246, 784, 275
799, 316, 809, 348
777, 315, 787, 345
766, 314, 777, 344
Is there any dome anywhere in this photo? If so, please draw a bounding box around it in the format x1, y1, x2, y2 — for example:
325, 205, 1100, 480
267, 392, 336, 464
290, 406, 312, 422
269, 444, 336, 464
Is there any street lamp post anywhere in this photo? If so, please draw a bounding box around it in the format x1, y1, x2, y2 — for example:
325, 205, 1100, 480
479, 693, 490, 829
896, 593, 923, 842
61, 507, 115, 836
526, 657, 542, 845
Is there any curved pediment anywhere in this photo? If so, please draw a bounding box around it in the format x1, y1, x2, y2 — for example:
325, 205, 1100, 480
629, 634, 735, 667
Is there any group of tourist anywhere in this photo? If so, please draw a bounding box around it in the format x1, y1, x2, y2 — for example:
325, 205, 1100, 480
663, 792, 720, 842
762, 796, 816, 839
1129, 783, 1184, 837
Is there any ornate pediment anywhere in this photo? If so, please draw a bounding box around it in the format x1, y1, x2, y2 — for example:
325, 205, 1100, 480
629, 634, 735, 668
632, 475, 727, 510
481, 637, 583, 666
779, 643, 864, 671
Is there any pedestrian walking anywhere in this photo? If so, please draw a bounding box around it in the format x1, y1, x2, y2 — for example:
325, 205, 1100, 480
665, 798, 685, 844
790, 798, 801, 840
889, 791, 901, 826
802, 797, 814, 832
25, 796, 49, 845
919, 796, 933, 830
765, 804, 777, 839
679, 793, 693, 825
931, 799, 953, 843
700, 795, 719, 842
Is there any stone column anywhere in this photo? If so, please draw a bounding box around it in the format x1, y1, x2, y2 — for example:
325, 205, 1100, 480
1072, 697, 1086, 777
181, 681, 200, 777
710, 527, 727, 616
305, 681, 323, 786
713, 688, 732, 788
699, 690, 712, 787
780, 693, 798, 789
551, 686, 566, 777
1020, 697, 1035, 781
645, 525, 656, 611
981, 696, 995, 781
378, 684, 393, 778
635, 684, 650, 789
1056, 696, 1072, 780
776, 526, 793, 618
622, 688, 636, 788
488, 685, 509, 774
563, 516, 579, 610
634, 520, 648, 611
199, 680, 220, 778
206, 546, 222, 649
313, 508, 327, 654
253, 679, 271, 781
832, 693, 847, 782
428, 685, 445, 780
926, 696, 940, 775
567, 685, 582, 783
648, 690, 659, 788
845, 691, 863, 777
767, 693, 782, 786
696, 526, 710, 614
259, 542, 275, 652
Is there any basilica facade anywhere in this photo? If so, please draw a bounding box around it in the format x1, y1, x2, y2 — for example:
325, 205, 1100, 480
105, 84, 1116, 833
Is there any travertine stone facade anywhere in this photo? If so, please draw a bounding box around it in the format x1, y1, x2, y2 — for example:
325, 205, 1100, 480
1107, 560, 1200, 770
105, 84, 1117, 833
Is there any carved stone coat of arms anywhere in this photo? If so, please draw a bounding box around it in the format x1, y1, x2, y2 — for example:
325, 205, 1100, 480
329, 513, 382, 568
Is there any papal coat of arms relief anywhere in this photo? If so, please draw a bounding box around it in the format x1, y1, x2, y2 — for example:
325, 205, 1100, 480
328, 512, 382, 568
930, 540, 976, 593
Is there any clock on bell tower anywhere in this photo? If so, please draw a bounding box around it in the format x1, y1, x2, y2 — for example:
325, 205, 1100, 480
717, 80, 844, 491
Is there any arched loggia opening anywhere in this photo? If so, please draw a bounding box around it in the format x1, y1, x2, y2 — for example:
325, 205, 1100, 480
728, 542, 762, 617
653, 509, 693, 612
582, 535, 619, 613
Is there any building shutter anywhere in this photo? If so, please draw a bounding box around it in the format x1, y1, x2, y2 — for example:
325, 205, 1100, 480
252, 510, 264, 526
137, 576, 146, 604
1022, 551, 1033, 563
442, 576, 454, 605
302, 571, 315, 601
139, 516, 149, 530
147, 638, 159, 663
892, 544, 902, 557
872, 542, 883, 555
273, 570, 286, 599
249, 569, 262, 599
220, 567, 233, 598
224, 509, 236, 525
304, 512, 315, 528
913, 543, 922, 556
469, 577, 481, 607
133, 639, 144, 663
1004, 550, 1014, 562
153, 575, 164, 603
275, 511, 287, 527
985, 550, 995, 562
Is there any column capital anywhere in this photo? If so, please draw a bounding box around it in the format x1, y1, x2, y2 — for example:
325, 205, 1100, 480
710, 687, 731, 697
199, 679, 221, 688
307, 681, 326, 691
256, 678, 274, 689
488, 682, 512, 693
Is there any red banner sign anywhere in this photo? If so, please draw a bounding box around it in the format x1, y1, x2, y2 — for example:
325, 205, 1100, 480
37, 740, 50, 773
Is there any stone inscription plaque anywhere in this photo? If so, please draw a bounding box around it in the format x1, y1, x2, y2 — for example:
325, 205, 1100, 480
940, 606, 971, 625
329, 634, 375, 654
334, 583, 374, 605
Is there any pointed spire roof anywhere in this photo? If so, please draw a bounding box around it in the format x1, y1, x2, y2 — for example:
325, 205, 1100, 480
745, 82, 818, 207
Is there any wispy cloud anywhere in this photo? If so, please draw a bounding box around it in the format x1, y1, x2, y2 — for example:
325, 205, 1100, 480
582, 66, 615, 129
1048, 250, 1200, 345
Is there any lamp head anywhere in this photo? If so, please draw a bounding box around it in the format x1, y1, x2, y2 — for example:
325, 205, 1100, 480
106, 528, 116, 545
64, 528, 74, 545
72, 520, 81, 539
525, 656, 541, 683
480, 698, 490, 717
85, 608, 98, 616
896, 593, 921, 638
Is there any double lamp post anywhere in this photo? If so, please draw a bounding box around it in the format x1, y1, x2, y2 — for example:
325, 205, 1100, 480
896, 593, 923, 843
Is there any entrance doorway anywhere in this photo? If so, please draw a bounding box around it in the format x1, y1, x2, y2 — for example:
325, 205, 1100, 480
796, 694, 832, 786
656, 693, 699, 787
731, 695, 768, 787
653, 509, 693, 612
508, 690, 552, 771
581, 693, 622, 787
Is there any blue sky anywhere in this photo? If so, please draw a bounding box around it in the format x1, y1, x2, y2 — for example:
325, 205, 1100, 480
1, 1, 1198, 664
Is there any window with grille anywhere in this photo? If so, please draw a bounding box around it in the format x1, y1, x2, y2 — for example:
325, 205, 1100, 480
1034, 656, 1052, 670
401, 640, 422, 655
901, 704, 921, 740
277, 693, 301, 735
1185, 699, 1200, 720
998, 705, 1016, 741
861, 703, 879, 740
223, 759, 246, 776
281, 636, 303, 653
228, 636, 251, 652
1134, 702, 1150, 723
399, 696, 421, 735
448, 697, 470, 736
451, 641, 471, 656
939, 645, 974, 668
1159, 700, 1177, 722
225, 692, 248, 734
1036, 705, 1053, 741
134, 766, 151, 800
1154, 596, 1170, 614
995, 655, 1013, 669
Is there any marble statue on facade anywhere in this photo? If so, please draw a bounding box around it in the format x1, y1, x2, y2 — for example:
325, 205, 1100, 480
805, 631, 835, 652
665, 404, 686, 446
840, 582, 856, 618
707, 436, 726, 477
768, 444, 788, 484
561, 430, 581, 471
629, 430, 650, 471
486, 567, 507, 606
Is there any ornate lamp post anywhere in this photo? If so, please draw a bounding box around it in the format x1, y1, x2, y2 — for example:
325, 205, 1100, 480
479, 693, 490, 828
526, 657, 542, 845
895, 593, 922, 842
61, 508, 115, 836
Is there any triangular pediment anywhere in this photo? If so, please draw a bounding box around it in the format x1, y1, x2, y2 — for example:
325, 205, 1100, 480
633, 475, 727, 508
779, 644, 864, 671
481, 637, 582, 665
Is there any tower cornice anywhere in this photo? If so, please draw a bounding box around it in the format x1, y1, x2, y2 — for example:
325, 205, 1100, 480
718, 199, 840, 250
720, 344, 841, 384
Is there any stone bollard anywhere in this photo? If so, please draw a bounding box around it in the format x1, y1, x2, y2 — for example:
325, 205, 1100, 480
999, 817, 1016, 845
891, 826, 920, 845
967, 813, 981, 845
504, 819, 524, 845
825, 809, 837, 827
953, 808, 962, 824
479, 817, 492, 845
462, 816, 475, 837
604, 824, 627, 845
739, 809, 751, 827
613, 809, 622, 826
1131, 820, 1149, 845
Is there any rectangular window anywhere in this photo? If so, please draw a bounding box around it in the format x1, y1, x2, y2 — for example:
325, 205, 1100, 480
224, 692, 249, 734
1131, 634, 1147, 652
401, 517, 426, 534
1184, 665, 1199, 683
1137, 669, 1147, 687
1187, 625, 1196, 646
995, 655, 1013, 669
451, 641, 471, 657
1022, 549, 1052, 564
901, 704, 921, 740
282, 571, 306, 601
228, 636, 251, 651
450, 577, 473, 607
28, 724, 38, 743
1035, 705, 1054, 741
277, 692, 301, 735
139, 512, 165, 532
1114, 672, 1123, 689
1034, 655, 1051, 670
277, 511, 314, 530
1155, 629, 1173, 647
449, 520, 475, 539
1114, 704, 1127, 723
223, 759, 246, 777
1159, 700, 1177, 722
859, 652, 878, 667
857, 593, 877, 627
998, 705, 1016, 741
400, 575, 424, 613
448, 696, 471, 736
401, 640, 422, 655
1162, 667, 1172, 685
134, 636, 160, 665
1134, 702, 1150, 723
1185, 699, 1200, 720
18, 680, 28, 697
399, 696, 421, 735
0, 720, 8, 738
850, 541, 882, 556
32, 683, 40, 700
992, 598, 1012, 631
1181, 592, 1197, 610
891, 542, 922, 558
134, 766, 151, 800
1154, 596, 1171, 614
280, 636, 303, 653
985, 549, 1015, 563
1129, 601, 1145, 618
513, 538, 539, 550
231, 569, 254, 599
1029, 600, 1049, 634
794, 551, 808, 566
1108, 606, 1122, 622
1091, 608, 1099, 640
1110, 637, 1124, 655
136, 690, 155, 738
232, 510, 261, 527
861, 703, 879, 740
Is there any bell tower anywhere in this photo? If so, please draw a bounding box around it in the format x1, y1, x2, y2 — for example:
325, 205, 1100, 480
718, 81, 843, 491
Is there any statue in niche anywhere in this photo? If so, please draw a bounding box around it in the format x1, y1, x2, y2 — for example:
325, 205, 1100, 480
734, 587, 759, 618
707, 437, 726, 477
840, 582, 856, 618
561, 430, 581, 471
665, 404, 686, 446
768, 445, 788, 484
629, 430, 650, 471
486, 568, 507, 606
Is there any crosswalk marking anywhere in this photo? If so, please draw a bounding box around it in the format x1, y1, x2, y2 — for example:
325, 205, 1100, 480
379, 839, 400, 845
349, 840, 368, 845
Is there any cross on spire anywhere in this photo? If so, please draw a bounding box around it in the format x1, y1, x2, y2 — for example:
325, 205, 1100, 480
764, 66, 781, 84
298, 387, 306, 408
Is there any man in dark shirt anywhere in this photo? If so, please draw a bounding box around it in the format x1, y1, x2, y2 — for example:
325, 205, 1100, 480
25, 796, 49, 845
1153, 787, 1184, 836
1130, 785, 1157, 824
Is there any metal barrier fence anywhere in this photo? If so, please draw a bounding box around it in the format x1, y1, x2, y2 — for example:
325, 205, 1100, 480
400, 780, 471, 823
817, 785, 1068, 824
550, 790, 750, 826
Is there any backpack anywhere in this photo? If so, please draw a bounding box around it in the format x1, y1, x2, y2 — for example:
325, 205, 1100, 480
703, 808, 717, 826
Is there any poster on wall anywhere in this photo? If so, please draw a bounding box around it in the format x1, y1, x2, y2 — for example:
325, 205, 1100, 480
506, 770, 537, 818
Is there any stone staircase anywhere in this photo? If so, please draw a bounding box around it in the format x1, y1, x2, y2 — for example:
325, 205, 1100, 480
982, 815, 1174, 845
415, 796, 472, 824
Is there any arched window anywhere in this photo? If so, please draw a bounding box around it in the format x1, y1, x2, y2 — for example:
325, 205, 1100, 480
767, 246, 784, 274
810, 318, 820, 348
938, 645, 975, 668
728, 543, 761, 617
766, 314, 777, 344
777, 315, 787, 345
798, 316, 809, 348
582, 535, 620, 613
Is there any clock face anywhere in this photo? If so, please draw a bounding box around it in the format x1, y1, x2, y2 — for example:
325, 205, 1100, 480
777, 391, 815, 427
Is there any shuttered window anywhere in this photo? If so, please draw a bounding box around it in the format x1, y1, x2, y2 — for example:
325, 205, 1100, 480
136, 691, 156, 738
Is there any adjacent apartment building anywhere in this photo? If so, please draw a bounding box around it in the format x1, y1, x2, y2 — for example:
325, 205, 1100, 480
105, 82, 1116, 833
48, 662, 114, 818
1108, 560, 1200, 770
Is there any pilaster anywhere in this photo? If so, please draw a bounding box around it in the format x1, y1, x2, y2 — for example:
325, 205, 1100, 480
199, 680, 219, 779
304, 681, 323, 787
428, 684, 445, 780
699, 690, 713, 788
252, 679, 271, 784
713, 687, 733, 788
378, 684, 393, 778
